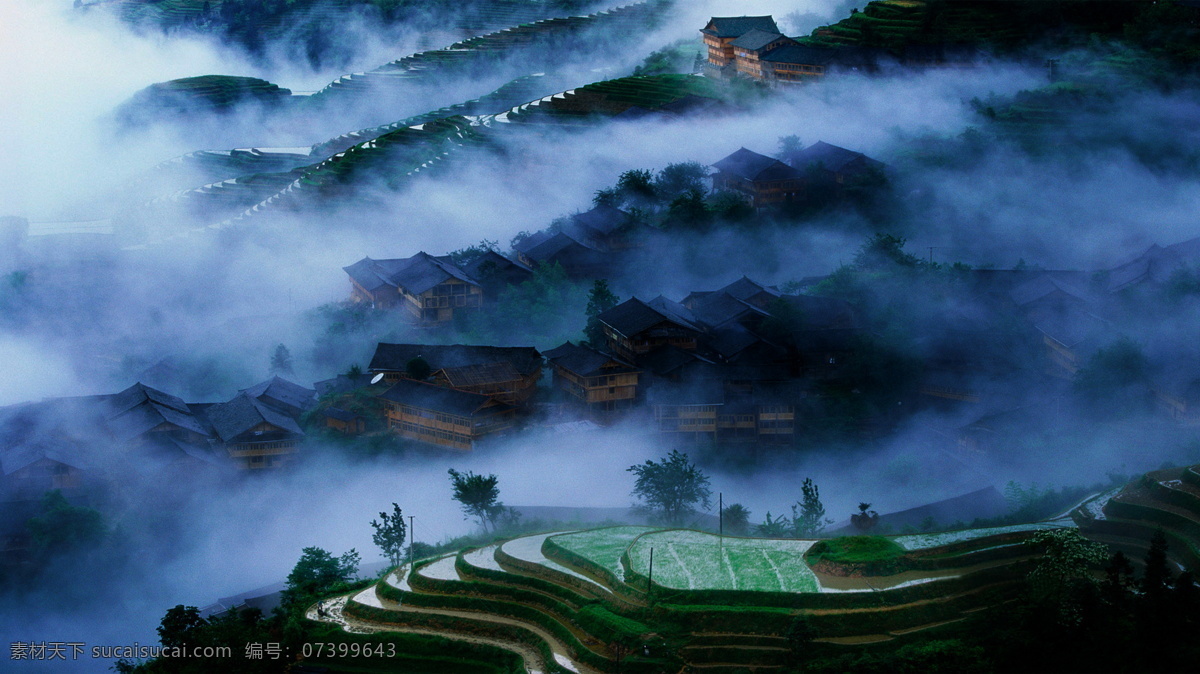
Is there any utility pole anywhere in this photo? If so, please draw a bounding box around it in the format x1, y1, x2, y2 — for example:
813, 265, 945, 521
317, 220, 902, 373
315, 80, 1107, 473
1045, 58, 1060, 83
408, 515, 415, 575
718, 492, 723, 542
647, 547, 654, 599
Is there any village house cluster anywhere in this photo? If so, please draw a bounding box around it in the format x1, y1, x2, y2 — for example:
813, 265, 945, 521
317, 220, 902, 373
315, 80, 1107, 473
701, 14, 978, 85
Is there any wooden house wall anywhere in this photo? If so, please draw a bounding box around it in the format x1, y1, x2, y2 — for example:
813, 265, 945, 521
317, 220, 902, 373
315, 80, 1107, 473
383, 401, 513, 450
227, 421, 299, 469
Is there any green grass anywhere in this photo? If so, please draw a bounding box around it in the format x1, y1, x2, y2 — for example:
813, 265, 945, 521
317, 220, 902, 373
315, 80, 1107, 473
807, 536, 905, 565
626, 530, 819, 593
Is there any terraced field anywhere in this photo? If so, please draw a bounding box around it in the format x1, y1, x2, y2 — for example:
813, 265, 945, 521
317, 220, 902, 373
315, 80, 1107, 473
625, 529, 819, 592
311, 516, 1077, 671
1077, 464, 1200, 570
303, 0, 668, 111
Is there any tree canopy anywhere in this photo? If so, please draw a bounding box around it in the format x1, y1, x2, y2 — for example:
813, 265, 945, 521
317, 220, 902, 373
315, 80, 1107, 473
627, 449, 712, 526
448, 468, 506, 532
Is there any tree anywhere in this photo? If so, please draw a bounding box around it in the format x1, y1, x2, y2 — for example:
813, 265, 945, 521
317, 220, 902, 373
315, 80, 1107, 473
405, 355, 431, 380
776, 134, 803, 159
346, 363, 362, 378
851, 502, 879, 532
653, 161, 708, 202
270, 343, 294, 376
25, 490, 106, 560
791, 478, 833, 537
616, 169, 657, 205
663, 189, 712, 231
584, 279, 619, 348
157, 605, 206, 649
447, 239, 498, 267
448, 469, 506, 533
1027, 528, 1107, 622
852, 233, 921, 272
627, 449, 712, 526
721, 503, 751, 536
281, 546, 359, 610
371, 503, 407, 567
755, 511, 789, 538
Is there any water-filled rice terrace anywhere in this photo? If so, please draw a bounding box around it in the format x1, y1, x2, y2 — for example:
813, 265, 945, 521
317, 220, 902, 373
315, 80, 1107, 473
311, 518, 1078, 672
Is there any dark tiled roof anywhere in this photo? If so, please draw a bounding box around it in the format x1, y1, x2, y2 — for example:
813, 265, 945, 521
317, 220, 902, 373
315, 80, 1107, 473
598, 297, 701, 337
647, 383, 725, 406
239, 376, 315, 415
1009, 275, 1089, 307
571, 205, 630, 236
0, 399, 99, 476
785, 141, 884, 174
343, 252, 478, 295
720, 276, 782, 303
759, 44, 838, 65
647, 296, 702, 331
205, 394, 303, 443
707, 325, 763, 360
701, 15, 780, 38
461, 250, 532, 279
523, 231, 599, 263
636, 345, 708, 377
438, 361, 522, 387
691, 291, 766, 328
730, 29, 787, 51
378, 379, 511, 417
368, 343, 543, 376
108, 382, 192, 417
313, 373, 376, 397
544, 341, 637, 377
105, 383, 209, 439
322, 407, 361, 422
1107, 236, 1200, 292
712, 148, 801, 182
513, 230, 555, 254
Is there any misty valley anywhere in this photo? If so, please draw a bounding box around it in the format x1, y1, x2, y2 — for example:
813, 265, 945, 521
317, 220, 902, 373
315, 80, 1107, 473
6, 0, 1200, 672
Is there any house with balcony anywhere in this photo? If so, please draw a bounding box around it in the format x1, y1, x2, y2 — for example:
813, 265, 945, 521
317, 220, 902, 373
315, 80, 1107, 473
343, 252, 483, 325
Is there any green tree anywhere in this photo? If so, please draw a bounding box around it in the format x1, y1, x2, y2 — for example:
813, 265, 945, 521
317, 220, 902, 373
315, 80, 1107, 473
157, 605, 206, 650
776, 134, 803, 159
448, 469, 506, 533
371, 503, 407, 567
616, 169, 657, 205
405, 355, 431, 380
1072, 337, 1150, 417
721, 503, 751, 536
755, 511, 789, 538
281, 546, 359, 610
447, 239, 498, 267
627, 449, 712, 526
584, 279, 619, 348
270, 343, 294, 376
663, 189, 713, 231
25, 490, 106, 560
852, 233, 921, 272
653, 161, 708, 202
1027, 528, 1107, 624
791, 478, 833, 537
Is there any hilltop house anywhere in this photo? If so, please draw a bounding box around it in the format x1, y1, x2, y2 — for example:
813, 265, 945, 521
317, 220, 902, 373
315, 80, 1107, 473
543, 341, 642, 414
782, 141, 888, 186
514, 230, 611, 279
700, 15, 781, 73
343, 252, 483, 325
379, 379, 515, 450
596, 296, 704, 361
367, 343, 543, 406
711, 148, 805, 209
460, 250, 534, 298
205, 393, 305, 470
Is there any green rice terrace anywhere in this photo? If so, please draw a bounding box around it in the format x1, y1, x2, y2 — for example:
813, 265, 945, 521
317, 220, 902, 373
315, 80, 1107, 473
1078, 464, 1200, 571
798, 0, 1144, 52
127, 73, 725, 238
309, 517, 1091, 673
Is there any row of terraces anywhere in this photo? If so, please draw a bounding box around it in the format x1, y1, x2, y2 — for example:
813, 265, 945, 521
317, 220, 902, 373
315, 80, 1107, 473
128, 73, 723, 238
487, 73, 721, 125
303, 0, 668, 109
1077, 463, 1200, 571
112, 0, 610, 41
801, 0, 1138, 52
311, 521, 1069, 672
310, 73, 567, 157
